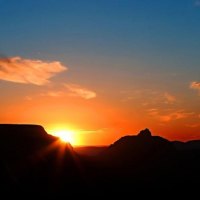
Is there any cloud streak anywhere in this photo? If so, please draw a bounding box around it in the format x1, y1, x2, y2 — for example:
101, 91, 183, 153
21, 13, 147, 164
164, 92, 176, 104
79, 128, 106, 134
148, 108, 194, 122
40, 91, 64, 97
65, 84, 96, 99
121, 89, 177, 105
26, 83, 97, 100
0, 56, 67, 85
186, 123, 200, 128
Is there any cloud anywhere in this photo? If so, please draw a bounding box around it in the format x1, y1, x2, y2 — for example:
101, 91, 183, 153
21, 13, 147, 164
147, 108, 159, 116
164, 92, 176, 104
40, 91, 64, 97
190, 81, 200, 95
148, 109, 194, 122
159, 111, 194, 122
190, 81, 200, 91
186, 123, 200, 128
65, 84, 96, 99
121, 89, 177, 105
25, 96, 32, 101
79, 128, 106, 134
195, 0, 200, 6
121, 89, 159, 103
26, 84, 97, 100
190, 81, 200, 89
0, 56, 67, 85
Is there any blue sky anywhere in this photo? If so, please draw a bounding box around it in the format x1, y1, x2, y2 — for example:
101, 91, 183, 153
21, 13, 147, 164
1, 0, 200, 58
0, 0, 200, 82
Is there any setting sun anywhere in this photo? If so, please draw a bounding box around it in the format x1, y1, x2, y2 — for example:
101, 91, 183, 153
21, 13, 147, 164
54, 130, 75, 144
47, 126, 79, 145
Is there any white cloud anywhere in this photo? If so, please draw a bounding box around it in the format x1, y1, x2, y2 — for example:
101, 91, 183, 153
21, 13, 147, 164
65, 84, 96, 99
0, 56, 67, 85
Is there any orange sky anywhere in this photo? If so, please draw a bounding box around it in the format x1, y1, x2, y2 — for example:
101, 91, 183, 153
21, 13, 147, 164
0, 1, 200, 146
0, 68, 199, 146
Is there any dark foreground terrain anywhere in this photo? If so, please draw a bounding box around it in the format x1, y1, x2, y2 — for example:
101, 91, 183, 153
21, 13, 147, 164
0, 124, 200, 197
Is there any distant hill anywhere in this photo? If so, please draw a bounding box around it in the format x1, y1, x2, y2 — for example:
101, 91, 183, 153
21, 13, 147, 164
98, 128, 174, 165
91, 128, 200, 192
74, 146, 107, 156
0, 124, 200, 196
173, 140, 200, 150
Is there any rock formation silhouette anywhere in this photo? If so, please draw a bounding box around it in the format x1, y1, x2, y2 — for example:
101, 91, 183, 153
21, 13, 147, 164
0, 124, 200, 196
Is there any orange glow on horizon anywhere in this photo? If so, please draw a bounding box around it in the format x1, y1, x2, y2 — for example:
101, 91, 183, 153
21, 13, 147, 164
1, 89, 199, 146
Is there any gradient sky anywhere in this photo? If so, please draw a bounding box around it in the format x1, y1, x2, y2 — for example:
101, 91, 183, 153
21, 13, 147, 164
0, 0, 200, 145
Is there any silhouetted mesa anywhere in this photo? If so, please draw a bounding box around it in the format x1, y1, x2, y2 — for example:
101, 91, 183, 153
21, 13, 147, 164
0, 124, 78, 194
0, 125, 200, 196
3, 124, 53, 138
0, 124, 56, 160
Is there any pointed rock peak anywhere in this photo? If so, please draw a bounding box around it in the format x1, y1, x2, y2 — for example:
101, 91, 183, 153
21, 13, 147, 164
137, 128, 152, 137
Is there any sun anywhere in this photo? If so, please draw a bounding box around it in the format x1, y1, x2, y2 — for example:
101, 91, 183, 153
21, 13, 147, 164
54, 130, 74, 143
50, 129, 75, 145
47, 125, 81, 146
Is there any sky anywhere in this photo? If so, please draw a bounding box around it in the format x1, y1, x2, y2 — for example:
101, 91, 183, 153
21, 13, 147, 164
0, 0, 200, 146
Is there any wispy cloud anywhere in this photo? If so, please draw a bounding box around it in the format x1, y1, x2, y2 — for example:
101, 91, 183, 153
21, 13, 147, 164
0, 56, 67, 85
190, 81, 200, 89
65, 84, 96, 99
121, 89, 159, 103
159, 111, 194, 122
147, 108, 159, 116
26, 84, 97, 100
186, 123, 200, 128
40, 91, 64, 97
148, 108, 194, 122
25, 96, 32, 101
195, 0, 200, 6
121, 89, 177, 105
190, 81, 200, 95
164, 92, 176, 104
